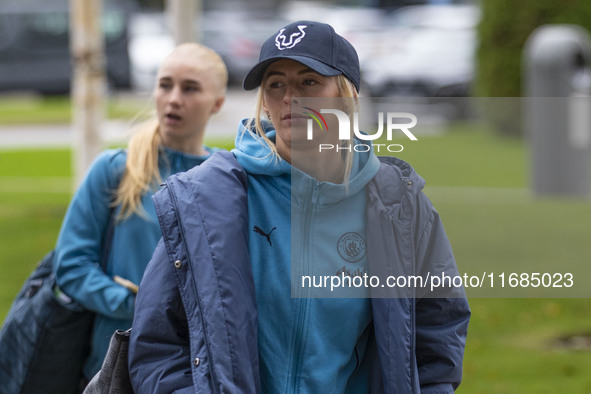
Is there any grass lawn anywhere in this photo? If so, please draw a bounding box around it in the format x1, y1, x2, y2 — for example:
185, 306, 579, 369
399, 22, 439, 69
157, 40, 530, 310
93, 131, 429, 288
384, 123, 591, 392
0, 94, 147, 125
1, 122, 591, 392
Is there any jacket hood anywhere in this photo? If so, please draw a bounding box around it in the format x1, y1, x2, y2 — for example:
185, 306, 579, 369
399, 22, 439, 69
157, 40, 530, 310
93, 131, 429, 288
232, 119, 290, 177
232, 118, 380, 206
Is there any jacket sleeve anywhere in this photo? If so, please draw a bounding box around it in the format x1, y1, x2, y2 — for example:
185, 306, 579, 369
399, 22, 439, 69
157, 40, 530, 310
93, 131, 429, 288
54, 149, 134, 319
413, 191, 471, 393
129, 238, 194, 393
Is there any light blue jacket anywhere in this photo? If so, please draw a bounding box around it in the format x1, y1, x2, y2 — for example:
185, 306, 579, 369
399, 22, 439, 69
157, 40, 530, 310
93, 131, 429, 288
129, 147, 470, 393
233, 122, 381, 392
54, 147, 213, 379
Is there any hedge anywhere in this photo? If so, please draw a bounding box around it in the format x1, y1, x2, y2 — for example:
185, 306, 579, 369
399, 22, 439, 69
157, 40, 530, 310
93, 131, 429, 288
476, 0, 591, 98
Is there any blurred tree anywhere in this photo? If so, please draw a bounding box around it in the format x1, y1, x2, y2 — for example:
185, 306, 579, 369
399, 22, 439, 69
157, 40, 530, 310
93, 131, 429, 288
476, 0, 591, 98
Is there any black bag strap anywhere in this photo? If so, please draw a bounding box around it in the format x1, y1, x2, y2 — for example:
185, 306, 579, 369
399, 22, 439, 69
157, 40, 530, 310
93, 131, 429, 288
98, 157, 125, 273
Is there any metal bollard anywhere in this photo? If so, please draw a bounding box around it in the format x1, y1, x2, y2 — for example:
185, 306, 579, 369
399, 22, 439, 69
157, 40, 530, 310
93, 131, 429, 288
523, 24, 591, 197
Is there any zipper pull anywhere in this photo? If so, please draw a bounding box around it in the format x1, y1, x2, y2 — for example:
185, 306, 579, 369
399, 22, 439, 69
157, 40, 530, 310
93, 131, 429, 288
311, 183, 319, 204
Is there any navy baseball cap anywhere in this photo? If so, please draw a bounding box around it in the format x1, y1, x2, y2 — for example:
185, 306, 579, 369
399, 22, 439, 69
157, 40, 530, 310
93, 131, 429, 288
243, 20, 360, 92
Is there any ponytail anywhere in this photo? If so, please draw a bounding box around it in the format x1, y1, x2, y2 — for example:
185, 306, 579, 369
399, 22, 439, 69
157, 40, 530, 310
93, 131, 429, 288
113, 119, 163, 220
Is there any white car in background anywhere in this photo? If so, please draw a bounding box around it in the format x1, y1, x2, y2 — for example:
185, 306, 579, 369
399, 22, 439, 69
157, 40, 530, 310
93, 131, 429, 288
362, 4, 480, 98
129, 9, 288, 89
128, 12, 175, 93
280, 1, 385, 66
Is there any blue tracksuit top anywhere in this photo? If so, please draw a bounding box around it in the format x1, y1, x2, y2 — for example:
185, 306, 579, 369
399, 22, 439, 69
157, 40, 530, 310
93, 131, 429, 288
233, 120, 381, 393
54, 146, 213, 379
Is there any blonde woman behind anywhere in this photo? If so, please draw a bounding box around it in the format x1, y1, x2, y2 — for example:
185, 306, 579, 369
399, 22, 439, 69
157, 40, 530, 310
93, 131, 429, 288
53, 42, 228, 383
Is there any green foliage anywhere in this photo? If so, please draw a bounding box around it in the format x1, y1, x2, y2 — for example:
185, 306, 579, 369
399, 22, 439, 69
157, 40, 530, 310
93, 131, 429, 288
476, 0, 591, 98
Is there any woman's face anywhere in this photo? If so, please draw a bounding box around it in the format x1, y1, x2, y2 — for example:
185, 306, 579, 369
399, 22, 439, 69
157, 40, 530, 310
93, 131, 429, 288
262, 59, 340, 160
155, 52, 224, 154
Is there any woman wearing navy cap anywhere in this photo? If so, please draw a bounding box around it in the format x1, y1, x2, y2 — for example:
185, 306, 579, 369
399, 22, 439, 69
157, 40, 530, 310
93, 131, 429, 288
129, 20, 470, 393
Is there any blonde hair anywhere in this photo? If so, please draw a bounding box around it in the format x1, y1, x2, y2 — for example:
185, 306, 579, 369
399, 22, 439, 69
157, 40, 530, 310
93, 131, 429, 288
248, 74, 359, 183
167, 42, 229, 95
114, 43, 228, 220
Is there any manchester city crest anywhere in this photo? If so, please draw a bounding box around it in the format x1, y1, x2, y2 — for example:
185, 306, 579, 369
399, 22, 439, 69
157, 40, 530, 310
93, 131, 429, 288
337, 232, 366, 263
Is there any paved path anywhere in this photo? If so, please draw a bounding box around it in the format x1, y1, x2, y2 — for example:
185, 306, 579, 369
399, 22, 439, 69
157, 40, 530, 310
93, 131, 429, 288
0, 89, 453, 149
0, 88, 257, 149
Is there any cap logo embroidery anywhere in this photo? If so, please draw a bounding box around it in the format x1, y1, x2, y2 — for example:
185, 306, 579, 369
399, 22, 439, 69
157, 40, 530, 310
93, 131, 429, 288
275, 25, 307, 50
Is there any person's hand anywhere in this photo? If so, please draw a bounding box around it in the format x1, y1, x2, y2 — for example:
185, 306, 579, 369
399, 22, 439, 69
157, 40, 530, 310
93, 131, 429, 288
113, 275, 139, 294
